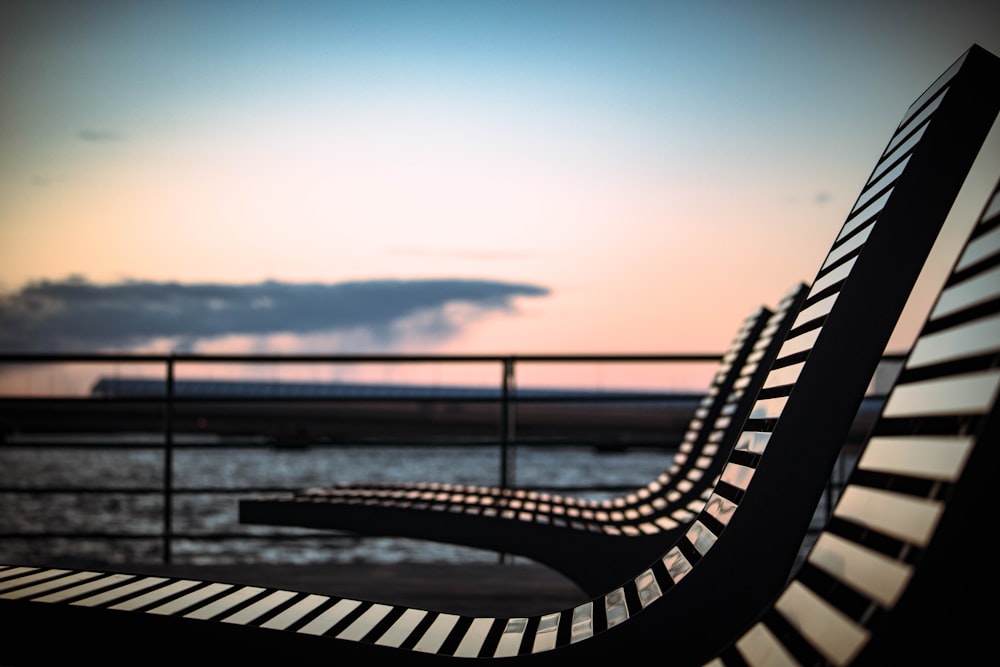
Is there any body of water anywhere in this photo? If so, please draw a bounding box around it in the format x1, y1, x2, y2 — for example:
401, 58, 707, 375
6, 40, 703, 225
0, 442, 677, 567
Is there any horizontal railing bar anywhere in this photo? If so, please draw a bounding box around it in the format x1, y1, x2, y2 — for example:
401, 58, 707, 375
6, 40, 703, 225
0, 527, 837, 542
0, 393, 705, 404
0, 532, 528, 542
0, 441, 678, 450
0, 484, 644, 495
0, 352, 725, 364
0, 532, 362, 541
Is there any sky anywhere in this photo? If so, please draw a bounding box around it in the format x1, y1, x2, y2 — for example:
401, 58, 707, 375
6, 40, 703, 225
1, 1, 998, 391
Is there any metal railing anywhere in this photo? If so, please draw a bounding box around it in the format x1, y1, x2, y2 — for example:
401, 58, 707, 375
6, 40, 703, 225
0, 352, 725, 564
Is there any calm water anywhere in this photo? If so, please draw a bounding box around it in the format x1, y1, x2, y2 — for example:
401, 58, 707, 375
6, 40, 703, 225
0, 442, 676, 567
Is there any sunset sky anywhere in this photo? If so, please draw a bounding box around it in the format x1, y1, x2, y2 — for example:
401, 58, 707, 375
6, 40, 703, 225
1, 1, 998, 391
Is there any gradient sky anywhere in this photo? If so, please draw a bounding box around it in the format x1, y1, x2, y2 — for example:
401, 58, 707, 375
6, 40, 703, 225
1, 1, 999, 390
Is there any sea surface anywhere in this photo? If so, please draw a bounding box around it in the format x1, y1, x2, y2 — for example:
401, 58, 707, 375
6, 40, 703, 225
0, 441, 682, 567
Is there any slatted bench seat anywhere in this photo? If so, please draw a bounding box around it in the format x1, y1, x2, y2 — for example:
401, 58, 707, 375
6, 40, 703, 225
240, 284, 807, 597
0, 42, 996, 665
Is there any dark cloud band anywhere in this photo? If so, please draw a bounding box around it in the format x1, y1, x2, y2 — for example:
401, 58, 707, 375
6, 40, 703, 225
0, 277, 549, 351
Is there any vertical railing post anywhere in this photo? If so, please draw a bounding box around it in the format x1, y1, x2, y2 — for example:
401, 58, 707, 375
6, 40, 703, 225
163, 355, 174, 564
499, 357, 516, 490
497, 357, 517, 564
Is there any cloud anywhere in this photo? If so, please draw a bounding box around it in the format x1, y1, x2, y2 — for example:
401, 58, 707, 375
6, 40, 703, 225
77, 129, 125, 142
813, 191, 832, 205
0, 277, 550, 352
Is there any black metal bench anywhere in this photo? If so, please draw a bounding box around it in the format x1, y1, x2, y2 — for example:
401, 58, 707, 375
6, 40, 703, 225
239, 284, 806, 597
0, 43, 996, 665
707, 172, 1000, 666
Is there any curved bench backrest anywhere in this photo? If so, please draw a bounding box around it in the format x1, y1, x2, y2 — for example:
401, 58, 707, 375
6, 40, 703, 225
710, 176, 1000, 667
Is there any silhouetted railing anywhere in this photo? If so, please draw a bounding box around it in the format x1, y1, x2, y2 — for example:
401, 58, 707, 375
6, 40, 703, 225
0, 352, 899, 565
0, 352, 724, 564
